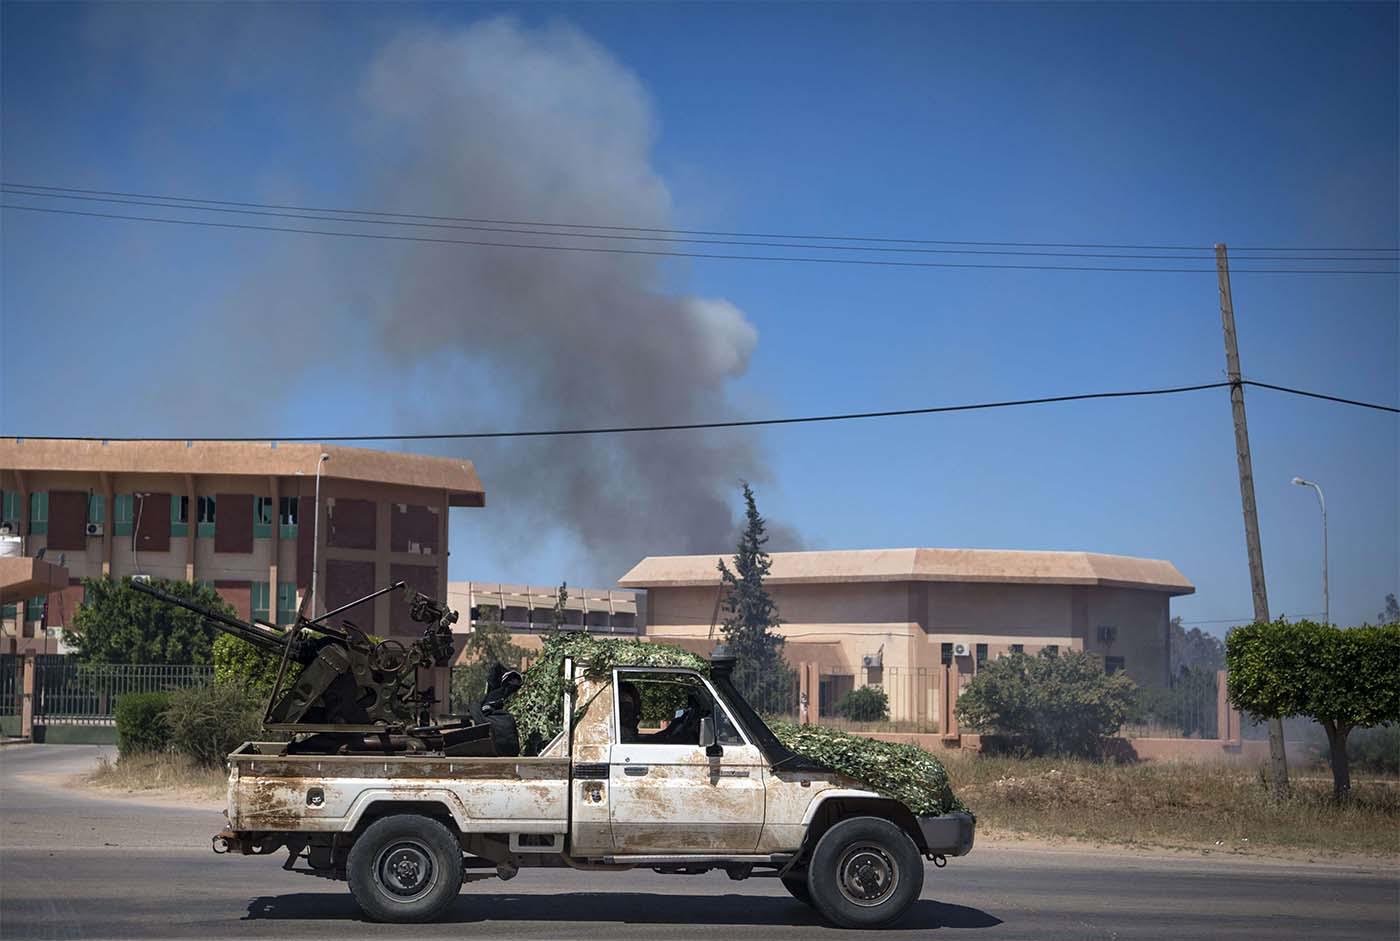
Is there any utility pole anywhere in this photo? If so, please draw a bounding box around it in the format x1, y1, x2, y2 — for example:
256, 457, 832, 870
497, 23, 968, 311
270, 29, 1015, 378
1216, 243, 1289, 797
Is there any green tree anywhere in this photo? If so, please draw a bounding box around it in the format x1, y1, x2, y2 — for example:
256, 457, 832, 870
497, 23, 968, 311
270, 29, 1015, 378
450, 606, 529, 712
717, 482, 791, 710
1227, 619, 1400, 800
1378, 593, 1399, 626
65, 577, 232, 665
955, 649, 1139, 758
1168, 616, 1225, 675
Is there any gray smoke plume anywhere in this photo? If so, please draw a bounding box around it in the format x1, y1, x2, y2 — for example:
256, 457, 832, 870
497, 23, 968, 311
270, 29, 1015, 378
64, 13, 797, 580
346, 19, 793, 576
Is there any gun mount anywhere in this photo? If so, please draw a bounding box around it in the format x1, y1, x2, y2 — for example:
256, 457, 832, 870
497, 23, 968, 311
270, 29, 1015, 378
130, 578, 505, 757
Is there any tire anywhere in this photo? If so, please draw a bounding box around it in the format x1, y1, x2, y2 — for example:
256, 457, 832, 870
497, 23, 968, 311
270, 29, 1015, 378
347, 815, 463, 923
781, 874, 813, 906
806, 816, 924, 929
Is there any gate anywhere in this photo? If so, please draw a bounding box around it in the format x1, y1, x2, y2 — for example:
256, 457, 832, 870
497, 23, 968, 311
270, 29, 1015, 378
33, 657, 214, 726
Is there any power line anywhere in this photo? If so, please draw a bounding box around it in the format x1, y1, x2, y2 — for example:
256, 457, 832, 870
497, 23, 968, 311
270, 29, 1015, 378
5, 203, 1397, 275
1240, 379, 1399, 414
5, 180, 1397, 255
5, 379, 1393, 444
6, 383, 1231, 442
5, 187, 1394, 263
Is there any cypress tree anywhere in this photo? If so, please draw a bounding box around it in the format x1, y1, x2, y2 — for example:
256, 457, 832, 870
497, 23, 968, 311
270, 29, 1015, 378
717, 483, 792, 710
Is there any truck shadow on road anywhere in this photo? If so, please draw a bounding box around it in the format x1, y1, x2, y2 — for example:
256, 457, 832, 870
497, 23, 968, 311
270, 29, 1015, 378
245, 892, 1002, 929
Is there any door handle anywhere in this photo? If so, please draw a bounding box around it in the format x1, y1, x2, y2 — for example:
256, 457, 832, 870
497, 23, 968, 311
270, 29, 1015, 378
623, 765, 649, 776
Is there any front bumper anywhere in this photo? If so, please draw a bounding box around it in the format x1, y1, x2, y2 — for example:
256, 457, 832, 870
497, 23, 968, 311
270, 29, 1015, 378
917, 811, 976, 857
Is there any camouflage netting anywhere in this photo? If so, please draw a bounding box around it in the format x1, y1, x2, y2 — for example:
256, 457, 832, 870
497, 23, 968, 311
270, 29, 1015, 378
769, 721, 969, 817
507, 633, 970, 818
507, 633, 711, 755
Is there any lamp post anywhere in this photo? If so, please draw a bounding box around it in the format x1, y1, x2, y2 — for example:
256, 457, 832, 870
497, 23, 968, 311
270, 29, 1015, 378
311, 453, 331, 617
1291, 476, 1328, 626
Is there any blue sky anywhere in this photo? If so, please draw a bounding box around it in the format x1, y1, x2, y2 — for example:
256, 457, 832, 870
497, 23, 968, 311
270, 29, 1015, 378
2, 2, 1396, 631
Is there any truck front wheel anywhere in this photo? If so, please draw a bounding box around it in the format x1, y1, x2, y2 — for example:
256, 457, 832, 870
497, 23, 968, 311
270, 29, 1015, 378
347, 815, 463, 923
781, 874, 813, 906
806, 816, 924, 929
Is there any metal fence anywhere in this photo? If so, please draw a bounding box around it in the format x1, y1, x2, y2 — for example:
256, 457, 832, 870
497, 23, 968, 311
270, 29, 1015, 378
32, 657, 214, 724
1128, 668, 1220, 739
0, 655, 18, 716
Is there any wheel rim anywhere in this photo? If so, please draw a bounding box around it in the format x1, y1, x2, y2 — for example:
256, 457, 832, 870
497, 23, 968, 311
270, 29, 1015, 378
836, 842, 899, 907
373, 839, 438, 902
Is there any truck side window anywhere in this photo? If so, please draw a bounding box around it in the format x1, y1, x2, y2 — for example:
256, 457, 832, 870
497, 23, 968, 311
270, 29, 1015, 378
616, 671, 745, 747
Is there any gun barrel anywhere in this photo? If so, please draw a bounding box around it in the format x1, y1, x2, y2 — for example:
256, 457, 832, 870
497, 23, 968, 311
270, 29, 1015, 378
129, 579, 288, 654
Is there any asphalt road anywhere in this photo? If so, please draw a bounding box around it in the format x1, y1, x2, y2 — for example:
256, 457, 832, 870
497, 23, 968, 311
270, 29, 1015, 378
1, 745, 1396, 940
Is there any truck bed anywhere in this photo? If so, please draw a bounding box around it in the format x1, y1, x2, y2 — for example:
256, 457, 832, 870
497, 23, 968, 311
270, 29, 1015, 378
226, 742, 571, 835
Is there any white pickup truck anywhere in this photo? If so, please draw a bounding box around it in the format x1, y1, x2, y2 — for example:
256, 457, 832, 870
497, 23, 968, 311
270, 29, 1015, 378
218, 652, 974, 928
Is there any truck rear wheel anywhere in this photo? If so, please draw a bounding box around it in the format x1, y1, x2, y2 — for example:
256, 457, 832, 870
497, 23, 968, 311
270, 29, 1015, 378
347, 815, 463, 923
806, 816, 923, 929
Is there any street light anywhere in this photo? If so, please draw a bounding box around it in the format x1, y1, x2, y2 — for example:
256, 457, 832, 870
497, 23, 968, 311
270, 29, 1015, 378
311, 453, 331, 618
1291, 476, 1328, 626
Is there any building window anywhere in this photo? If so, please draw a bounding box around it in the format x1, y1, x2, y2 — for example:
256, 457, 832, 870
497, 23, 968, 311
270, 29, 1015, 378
1105, 656, 1125, 675
1044, 644, 1060, 656
170, 495, 190, 537
975, 643, 988, 669
1, 602, 15, 620
254, 497, 274, 539
26, 596, 45, 622
1010, 643, 1024, 654
197, 496, 217, 537
278, 496, 299, 539
112, 494, 134, 537
940, 642, 954, 666
29, 492, 48, 535
276, 582, 299, 625
1, 490, 21, 526
87, 494, 106, 525
251, 582, 271, 623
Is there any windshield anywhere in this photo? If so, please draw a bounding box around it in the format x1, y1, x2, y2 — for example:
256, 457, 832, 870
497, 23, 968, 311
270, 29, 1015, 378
707, 670, 829, 773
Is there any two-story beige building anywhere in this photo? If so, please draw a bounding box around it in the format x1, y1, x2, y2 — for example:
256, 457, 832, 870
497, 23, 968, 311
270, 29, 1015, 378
619, 548, 1194, 724
0, 438, 485, 657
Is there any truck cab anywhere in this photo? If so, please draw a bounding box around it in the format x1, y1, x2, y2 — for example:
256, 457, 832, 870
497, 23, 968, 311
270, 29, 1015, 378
222, 651, 974, 928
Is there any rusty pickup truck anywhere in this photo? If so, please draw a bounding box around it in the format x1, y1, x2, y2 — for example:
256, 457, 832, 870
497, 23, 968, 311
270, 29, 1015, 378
219, 651, 974, 928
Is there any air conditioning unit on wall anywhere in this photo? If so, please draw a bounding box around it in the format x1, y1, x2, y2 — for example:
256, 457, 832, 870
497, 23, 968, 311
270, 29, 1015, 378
85, 522, 104, 537
952, 642, 971, 657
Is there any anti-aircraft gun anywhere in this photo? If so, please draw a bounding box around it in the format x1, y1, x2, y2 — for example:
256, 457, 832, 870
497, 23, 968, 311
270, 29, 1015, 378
130, 577, 511, 757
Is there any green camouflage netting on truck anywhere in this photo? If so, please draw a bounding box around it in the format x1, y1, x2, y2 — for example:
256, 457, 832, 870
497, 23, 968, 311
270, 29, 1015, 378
505, 633, 969, 818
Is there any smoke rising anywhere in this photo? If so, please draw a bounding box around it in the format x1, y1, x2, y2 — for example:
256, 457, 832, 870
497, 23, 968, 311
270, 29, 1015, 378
347, 19, 790, 577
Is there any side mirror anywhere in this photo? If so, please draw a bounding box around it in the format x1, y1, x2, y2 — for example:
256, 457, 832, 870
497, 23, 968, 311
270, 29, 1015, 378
699, 716, 722, 757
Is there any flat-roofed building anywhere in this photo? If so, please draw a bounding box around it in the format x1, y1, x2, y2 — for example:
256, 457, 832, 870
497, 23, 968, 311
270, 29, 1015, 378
1, 438, 485, 657
447, 581, 640, 661
619, 547, 1194, 724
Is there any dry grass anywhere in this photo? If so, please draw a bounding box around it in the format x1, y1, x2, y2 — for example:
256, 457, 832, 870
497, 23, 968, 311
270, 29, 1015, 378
943, 752, 1400, 858
83, 752, 227, 803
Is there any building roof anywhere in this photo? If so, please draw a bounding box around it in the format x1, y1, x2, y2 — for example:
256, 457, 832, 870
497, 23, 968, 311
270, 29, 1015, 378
0, 557, 70, 603
0, 438, 485, 507
618, 548, 1194, 595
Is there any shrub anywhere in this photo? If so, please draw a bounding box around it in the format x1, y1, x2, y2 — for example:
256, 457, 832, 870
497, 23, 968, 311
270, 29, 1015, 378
163, 683, 263, 767
212, 633, 290, 693
114, 691, 173, 756
835, 685, 890, 722
955, 649, 1138, 758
